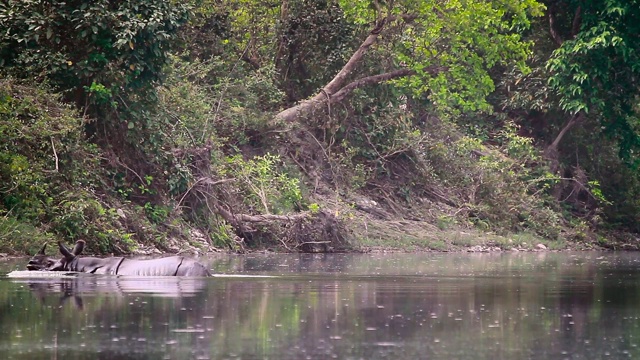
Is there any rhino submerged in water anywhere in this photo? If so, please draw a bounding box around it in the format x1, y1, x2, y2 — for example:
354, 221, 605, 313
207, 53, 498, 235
27, 240, 211, 277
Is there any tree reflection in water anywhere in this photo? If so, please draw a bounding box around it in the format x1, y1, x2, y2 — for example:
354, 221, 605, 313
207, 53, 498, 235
1, 252, 640, 359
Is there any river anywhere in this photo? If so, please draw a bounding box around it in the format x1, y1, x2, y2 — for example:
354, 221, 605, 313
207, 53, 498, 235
0, 251, 639, 359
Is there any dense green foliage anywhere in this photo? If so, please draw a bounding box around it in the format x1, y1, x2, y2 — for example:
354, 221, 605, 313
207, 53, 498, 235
1, 0, 639, 254
547, 0, 640, 160
0, 79, 139, 253
0, 0, 189, 103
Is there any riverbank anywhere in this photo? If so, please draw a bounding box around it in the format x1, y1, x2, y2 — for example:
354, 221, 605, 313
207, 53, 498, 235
0, 202, 628, 257
1, 199, 629, 258
1, 67, 637, 258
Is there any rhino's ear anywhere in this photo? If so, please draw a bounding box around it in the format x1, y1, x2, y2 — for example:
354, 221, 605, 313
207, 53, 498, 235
37, 243, 47, 255
58, 241, 75, 261
71, 240, 85, 256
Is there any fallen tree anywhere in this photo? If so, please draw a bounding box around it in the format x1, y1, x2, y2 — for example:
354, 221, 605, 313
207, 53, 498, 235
182, 1, 545, 252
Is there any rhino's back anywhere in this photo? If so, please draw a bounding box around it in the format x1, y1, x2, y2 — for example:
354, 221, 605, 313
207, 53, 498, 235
76, 257, 123, 274
176, 259, 211, 277
117, 257, 186, 276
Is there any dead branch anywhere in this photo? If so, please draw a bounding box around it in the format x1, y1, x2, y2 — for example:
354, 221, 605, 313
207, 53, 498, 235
233, 212, 310, 224
331, 69, 415, 103
51, 137, 59, 172
176, 177, 234, 210
295, 241, 331, 249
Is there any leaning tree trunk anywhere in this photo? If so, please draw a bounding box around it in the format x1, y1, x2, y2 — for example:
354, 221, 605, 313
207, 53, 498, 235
273, 15, 437, 126
544, 112, 584, 199
544, 5, 585, 200
544, 112, 584, 174
271, 15, 441, 194
544, 3, 584, 175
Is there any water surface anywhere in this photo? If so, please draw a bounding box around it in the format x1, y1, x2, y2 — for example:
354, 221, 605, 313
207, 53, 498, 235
1, 251, 639, 359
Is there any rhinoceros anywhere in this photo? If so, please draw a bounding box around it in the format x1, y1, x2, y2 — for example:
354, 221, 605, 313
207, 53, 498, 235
27, 240, 211, 277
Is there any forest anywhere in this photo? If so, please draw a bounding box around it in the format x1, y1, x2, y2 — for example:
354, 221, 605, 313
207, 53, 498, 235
0, 0, 639, 255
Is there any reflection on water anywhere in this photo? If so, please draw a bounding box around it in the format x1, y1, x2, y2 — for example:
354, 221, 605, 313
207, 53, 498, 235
1, 252, 640, 359
22, 275, 207, 298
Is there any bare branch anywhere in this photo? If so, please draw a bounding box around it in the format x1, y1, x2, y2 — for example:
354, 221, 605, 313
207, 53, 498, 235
323, 17, 388, 95
275, 16, 391, 123
548, 10, 564, 46
273, 13, 440, 124
571, 6, 582, 38
176, 177, 234, 210
545, 111, 586, 174
234, 212, 309, 224
295, 241, 331, 249
241, 38, 260, 69
331, 69, 414, 102
51, 137, 59, 172
332, 66, 444, 103
549, 111, 585, 150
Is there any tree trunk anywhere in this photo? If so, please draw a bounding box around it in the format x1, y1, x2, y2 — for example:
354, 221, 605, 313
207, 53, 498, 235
545, 111, 584, 174
272, 16, 436, 125
545, 112, 585, 200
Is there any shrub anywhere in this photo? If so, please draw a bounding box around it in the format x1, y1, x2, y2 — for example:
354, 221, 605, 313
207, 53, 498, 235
224, 154, 302, 214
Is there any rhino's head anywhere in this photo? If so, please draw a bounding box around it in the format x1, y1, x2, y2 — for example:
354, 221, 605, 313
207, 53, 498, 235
27, 243, 55, 271
46, 240, 86, 271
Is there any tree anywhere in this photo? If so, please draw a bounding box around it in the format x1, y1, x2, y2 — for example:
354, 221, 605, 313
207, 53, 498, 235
495, 0, 640, 228
546, 0, 640, 164
0, 0, 190, 107
275, 0, 544, 124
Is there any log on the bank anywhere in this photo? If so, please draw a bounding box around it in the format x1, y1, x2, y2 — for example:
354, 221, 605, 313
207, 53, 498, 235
218, 209, 348, 252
